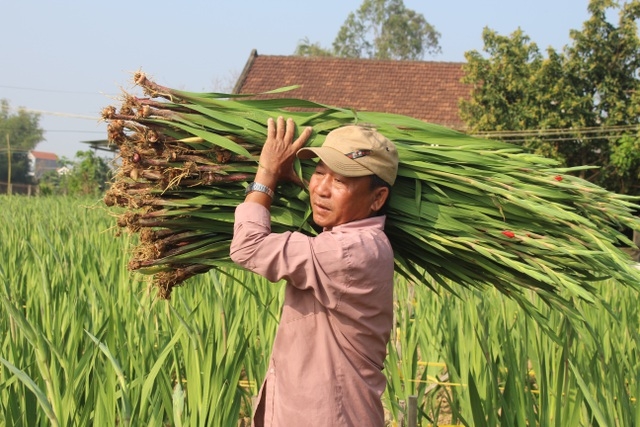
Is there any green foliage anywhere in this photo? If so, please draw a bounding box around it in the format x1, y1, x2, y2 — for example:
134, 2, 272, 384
0, 196, 267, 426
293, 37, 334, 57
37, 170, 62, 196
610, 134, 640, 176
460, 29, 544, 132
295, 0, 440, 60
0, 99, 44, 183
65, 150, 112, 196
1, 196, 638, 426
333, 0, 441, 59
0, 152, 31, 184
39, 150, 112, 196
0, 99, 44, 151
461, 0, 640, 195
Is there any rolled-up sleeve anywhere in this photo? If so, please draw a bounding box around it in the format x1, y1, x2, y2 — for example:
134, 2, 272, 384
229, 202, 273, 270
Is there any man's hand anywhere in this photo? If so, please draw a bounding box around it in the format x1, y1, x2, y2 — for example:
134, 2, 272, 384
259, 116, 313, 186
244, 117, 312, 208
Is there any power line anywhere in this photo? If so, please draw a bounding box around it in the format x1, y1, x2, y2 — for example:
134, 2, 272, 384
472, 124, 640, 145
1, 124, 105, 135
45, 129, 104, 134
472, 124, 640, 138
3, 105, 103, 122
0, 84, 114, 96
483, 134, 631, 144
17, 108, 100, 120
3, 99, 107, 120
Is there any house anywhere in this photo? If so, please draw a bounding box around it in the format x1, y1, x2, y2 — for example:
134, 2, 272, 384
232, 49, 471, 130
28, 151, 59, 180
56, 166, 71, 175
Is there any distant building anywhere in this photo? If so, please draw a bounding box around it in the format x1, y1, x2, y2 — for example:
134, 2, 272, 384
28, 151, 59, 180
56, 166, 71, 175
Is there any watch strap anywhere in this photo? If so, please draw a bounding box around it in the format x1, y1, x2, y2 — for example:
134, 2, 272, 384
245, 182, 275, 199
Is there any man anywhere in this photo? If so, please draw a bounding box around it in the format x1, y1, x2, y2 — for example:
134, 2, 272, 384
230, 116, 399, 426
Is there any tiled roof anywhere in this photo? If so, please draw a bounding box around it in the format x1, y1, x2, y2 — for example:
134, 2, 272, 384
233, 50, 470, 130
29, 151, 58, 161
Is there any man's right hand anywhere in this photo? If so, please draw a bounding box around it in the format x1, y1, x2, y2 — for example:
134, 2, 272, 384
244, 117, 312, 207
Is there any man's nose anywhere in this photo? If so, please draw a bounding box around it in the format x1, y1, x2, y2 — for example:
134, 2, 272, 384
315, 175, 331, 196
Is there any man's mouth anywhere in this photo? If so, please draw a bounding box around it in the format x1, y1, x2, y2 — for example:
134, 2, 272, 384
313, 202, 330, 213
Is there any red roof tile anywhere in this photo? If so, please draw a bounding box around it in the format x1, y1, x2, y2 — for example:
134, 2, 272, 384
233, 50, 470, 130
29, 151, 58, 161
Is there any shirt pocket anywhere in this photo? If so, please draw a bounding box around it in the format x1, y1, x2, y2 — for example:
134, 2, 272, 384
280, 286, 317, 324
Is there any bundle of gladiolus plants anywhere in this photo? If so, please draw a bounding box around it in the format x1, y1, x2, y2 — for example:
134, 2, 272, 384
102, 71, 640, 320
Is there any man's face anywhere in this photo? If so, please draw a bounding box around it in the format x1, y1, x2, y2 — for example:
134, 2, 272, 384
308, 161, 388, 230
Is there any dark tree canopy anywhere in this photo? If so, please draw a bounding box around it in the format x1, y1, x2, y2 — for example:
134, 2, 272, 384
0, 99, 45, 183
460, 0, 640, 195
0, 99, 44, 151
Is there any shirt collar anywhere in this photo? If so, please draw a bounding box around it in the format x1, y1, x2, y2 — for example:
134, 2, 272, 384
324, 215, 386, 232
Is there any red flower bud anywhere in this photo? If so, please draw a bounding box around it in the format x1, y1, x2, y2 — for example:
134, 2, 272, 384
502, 230, 515, 238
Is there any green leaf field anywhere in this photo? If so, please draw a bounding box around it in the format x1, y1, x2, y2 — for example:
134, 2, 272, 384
1, 195, 638, 426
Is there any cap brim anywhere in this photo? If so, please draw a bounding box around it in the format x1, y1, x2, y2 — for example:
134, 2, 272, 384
297, 146, 373, 177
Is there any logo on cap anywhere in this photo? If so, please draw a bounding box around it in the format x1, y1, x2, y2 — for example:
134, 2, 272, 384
345, 149, 372, 160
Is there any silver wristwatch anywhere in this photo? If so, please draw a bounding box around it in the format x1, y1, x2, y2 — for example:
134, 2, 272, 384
245, 182, 275, 199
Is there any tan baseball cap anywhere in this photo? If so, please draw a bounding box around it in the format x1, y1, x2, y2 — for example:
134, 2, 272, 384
297, 125, 399, 185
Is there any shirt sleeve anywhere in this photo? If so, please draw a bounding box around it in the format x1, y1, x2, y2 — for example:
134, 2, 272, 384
230, 202, 346, 307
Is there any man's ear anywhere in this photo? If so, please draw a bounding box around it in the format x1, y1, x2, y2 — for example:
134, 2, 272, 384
371, 187, 390, 212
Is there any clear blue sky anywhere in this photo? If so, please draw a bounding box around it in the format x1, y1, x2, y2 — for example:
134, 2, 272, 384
1, 0, 593, 159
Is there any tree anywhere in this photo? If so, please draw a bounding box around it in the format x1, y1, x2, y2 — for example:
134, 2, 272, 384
68, 150, 112, 196
459, 29, 545, 132
0, 150, 30, 185
294, 37, 334, 57
36, 151, 112, 196
460, 0, 640, 195
0, 99, 45, 184
295, 0, 441, 60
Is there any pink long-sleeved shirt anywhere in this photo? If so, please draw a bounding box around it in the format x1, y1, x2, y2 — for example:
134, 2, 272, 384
230, 202, 394, 427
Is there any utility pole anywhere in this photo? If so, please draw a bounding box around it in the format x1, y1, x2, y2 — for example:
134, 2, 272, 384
6, 134, 11, 196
